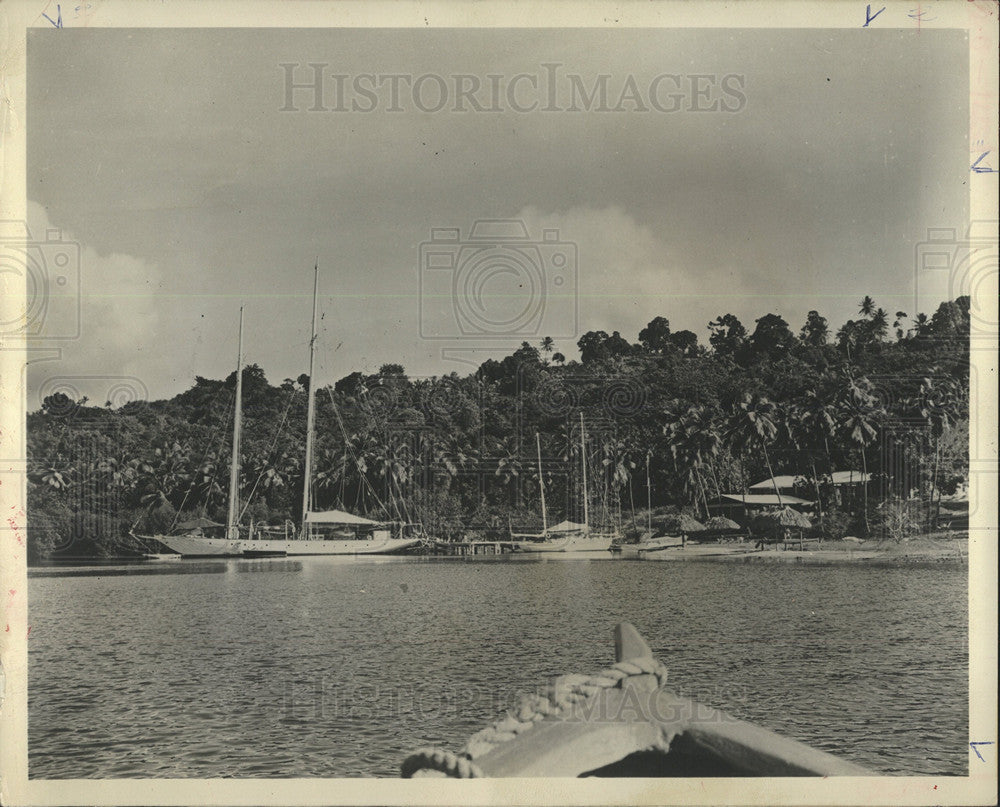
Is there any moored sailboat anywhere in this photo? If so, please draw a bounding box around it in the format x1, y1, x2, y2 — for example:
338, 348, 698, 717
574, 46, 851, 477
232, 266, 422, 557
143, 269, 423, 558
510, 417, 615, 555
138, 309, 248, 557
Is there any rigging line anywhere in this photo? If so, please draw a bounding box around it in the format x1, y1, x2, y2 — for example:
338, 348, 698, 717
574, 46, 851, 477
170, 386, 235, 530
324, 387, 390, 519
238, 388, 297, 522
381, 434, 408, 524
338, 452, 347, 508
628, 476, 637, 531
198, 390, 236, 519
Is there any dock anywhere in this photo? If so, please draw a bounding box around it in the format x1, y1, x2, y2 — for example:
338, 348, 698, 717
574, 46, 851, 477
428, 540, 520, 557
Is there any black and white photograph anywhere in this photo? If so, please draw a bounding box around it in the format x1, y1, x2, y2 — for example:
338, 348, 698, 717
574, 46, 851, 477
0, 1, 996, 805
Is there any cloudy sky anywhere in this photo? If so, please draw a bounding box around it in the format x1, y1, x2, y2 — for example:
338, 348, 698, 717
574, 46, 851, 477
26, 27, 968, 405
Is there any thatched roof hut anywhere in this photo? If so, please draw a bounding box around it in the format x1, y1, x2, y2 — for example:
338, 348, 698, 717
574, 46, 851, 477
766, 506, 812, 528
658, 514, 706, 534
748, 506, 811, 540
705, 516, 741, 530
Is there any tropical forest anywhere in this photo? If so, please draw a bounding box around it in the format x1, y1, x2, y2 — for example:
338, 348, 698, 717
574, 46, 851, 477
26, 296, 971, 560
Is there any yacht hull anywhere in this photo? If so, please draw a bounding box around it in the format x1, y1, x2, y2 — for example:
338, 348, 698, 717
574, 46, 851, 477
151, 532, 422, 558
151, 535, 241, 557
513, 533, 614, 554
237, 536, 422, 556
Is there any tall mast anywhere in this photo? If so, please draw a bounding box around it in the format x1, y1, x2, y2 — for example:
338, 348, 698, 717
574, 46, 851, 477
226, 306, 245, 542
536, 432, 547, 535
300, 264, 319, 537
579, 412, 589, 531
646, 451, 652, 532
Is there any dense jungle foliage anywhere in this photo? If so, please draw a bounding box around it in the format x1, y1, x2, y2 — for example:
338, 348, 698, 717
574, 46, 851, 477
26, 296, 970, 559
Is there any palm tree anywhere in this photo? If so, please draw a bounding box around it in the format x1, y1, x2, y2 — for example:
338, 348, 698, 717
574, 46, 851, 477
539, 336, 555, 364
836, 320, 861, 360
596, 436, 636, 528
686, 405, 722, 512
138, 442, 192, 510
192, 452, 225, 509
493, 441, 523, 506
788, 389, 837, 524
871, 308, 889, 341
836, 377, 884, 535
422, 430, 475, 496
893, 311, 908, 341
727, 394, 783, 506
664, 401, 722, 518
311, 445, 339, 491
859, 295, 876, 318
910, 374, 960, 523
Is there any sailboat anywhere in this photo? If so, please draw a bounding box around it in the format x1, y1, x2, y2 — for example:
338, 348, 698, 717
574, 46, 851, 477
509, 415, 615, 556
614, 451, 684, 557
232, 266, 423, 557
138, 309, 247, 557
147, 269, 424, 558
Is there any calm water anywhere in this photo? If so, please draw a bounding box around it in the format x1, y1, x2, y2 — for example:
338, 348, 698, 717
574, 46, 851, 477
28, 556, 967, 778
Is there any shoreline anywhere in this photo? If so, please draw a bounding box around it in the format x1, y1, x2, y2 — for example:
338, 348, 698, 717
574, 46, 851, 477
28, 540, 969, 570
638, 536, 968, 567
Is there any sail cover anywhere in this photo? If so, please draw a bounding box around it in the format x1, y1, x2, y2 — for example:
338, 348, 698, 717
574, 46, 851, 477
547, 520, 587, 533
305, 509, 379, 525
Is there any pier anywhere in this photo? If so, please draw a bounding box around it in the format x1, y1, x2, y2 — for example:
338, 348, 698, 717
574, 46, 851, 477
428, 540, 520, 557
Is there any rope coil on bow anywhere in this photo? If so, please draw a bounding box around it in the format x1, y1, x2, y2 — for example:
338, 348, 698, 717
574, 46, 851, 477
400, 655, 668, 778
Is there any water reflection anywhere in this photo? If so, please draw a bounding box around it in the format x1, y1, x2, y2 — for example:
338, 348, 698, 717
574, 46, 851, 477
236, 560, 303, 574
28, 562, 230, 579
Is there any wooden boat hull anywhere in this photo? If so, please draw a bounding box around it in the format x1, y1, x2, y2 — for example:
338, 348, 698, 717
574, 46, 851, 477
468, 684, 871, 777
236, 536, 422, 556
514, 532, 614, 554
402, 623, 872, 778
616, 536, 684, 557
149, 534, 241, 557
150, 531, 422, 558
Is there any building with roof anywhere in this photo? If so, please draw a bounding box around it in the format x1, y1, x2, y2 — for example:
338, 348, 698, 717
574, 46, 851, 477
748, 471, 871, 496
711, 492, 815, 523
719, 493, 814, 508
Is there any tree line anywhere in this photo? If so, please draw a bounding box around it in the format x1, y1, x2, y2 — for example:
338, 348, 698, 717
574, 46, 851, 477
26, 296, 970, 559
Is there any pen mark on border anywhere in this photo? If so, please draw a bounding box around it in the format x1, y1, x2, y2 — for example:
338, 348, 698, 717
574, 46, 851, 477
42, 4, 63, 27
970, 741, 994, 762
863, 4, 886, 26
971, 151, 997, 173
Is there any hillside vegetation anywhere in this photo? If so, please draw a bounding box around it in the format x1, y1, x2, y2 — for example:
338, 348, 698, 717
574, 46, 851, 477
27, 297, 970, 559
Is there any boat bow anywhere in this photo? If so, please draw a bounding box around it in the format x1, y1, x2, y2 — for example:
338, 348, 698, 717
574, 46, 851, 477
402, 622, 871, 778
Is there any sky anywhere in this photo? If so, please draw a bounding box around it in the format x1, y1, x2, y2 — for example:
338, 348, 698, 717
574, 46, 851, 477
25, 27, 969, 405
